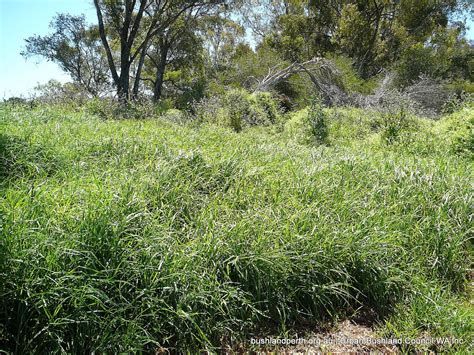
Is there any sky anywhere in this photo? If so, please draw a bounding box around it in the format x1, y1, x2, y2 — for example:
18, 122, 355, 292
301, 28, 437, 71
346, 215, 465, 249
0, 1, 473, 99
0, 0, 96, 99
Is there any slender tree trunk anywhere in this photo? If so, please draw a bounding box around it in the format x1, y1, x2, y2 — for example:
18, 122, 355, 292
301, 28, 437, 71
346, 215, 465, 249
93, 0, 119, 87
357, 3, 382, 78
153, 44, 169, 102
118, 35, 132, 102
132, 41, 148, 99
93, 0, 148, 103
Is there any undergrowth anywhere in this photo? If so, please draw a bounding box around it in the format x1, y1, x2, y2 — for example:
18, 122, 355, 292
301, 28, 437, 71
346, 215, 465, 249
0, 102, 472, 352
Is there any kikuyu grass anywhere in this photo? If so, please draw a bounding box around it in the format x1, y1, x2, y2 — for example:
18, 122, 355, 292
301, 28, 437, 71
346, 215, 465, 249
0, 104, 472, 352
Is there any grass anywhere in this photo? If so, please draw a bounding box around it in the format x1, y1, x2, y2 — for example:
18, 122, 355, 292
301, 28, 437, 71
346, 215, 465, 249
0, 103, 472, 352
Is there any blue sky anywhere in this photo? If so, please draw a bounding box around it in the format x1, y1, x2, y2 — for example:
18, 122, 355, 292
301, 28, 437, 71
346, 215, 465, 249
0, 1, 473, 99
0, 0, 96, 98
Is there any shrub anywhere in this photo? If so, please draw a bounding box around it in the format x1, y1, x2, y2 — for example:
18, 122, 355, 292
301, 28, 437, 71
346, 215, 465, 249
306, 95, 329, 145
161, 108, 188, 124
85, 98, 167, 120
85, 97, 116, 119
253, 92, 281, 124
224, 89, 248, 132
329, 54, 378, 95
192, 96, 227, 127
437, 106, 474, 157
442, 91, 473, 115
32, 80, 90, 107
194, 89, 281, 132
380, 107, 412, 145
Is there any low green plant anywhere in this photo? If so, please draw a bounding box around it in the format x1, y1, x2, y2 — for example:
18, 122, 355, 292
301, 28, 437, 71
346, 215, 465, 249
253, 92, 281, 124
328, 54, 379, 95
436, 105, 474, 157
306, 95, 329, 145
380, 107, 413, 145
442, 91, 473, 115
194, 89, 281, 132
0, 103, 472, 352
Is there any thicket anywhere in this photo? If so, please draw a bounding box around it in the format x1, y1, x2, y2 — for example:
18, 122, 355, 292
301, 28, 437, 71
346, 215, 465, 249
2, 0, 472, 351
193, 89, 282, 131
0, 100, 472, 352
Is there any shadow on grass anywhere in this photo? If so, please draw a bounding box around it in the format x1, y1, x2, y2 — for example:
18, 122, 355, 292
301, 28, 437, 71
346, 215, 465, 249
0, 134, 61, 183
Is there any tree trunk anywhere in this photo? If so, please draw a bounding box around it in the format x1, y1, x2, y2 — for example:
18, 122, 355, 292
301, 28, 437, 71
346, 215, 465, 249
93, 0, 147, 103
132, 42, 148, 99
153, 44, 169, 102
118, 32, 132, 102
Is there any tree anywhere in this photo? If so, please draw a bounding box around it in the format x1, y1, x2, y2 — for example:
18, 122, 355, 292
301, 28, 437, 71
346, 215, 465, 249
200, 15, 245, 69
23, 14, 110, 96
93, 0, 223, 102
259, 0, 469, 78
140, 5, 222, 102
143, 17, 204, 102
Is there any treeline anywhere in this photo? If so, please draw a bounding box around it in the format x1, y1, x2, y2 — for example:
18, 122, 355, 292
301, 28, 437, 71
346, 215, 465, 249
22, 0, 473, 107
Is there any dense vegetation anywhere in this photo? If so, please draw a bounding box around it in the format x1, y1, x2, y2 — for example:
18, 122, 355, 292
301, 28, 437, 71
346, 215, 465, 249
21, 0, 473, 106
2, 0, 473, 352
1, 100, 472, 352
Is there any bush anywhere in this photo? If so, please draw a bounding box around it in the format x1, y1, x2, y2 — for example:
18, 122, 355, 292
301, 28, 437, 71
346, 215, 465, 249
161, 108, 188, 124
380, 107, 412, 145
223, 89, 248, 132
442, 91, 473, 115
253, 92, 281, 124
437, 106, 474, 157
329, 54, 378, 95
85, 98, 168, 120
32, 80, 90, 107
306, 95, 329, 145
194, 89, 281, 132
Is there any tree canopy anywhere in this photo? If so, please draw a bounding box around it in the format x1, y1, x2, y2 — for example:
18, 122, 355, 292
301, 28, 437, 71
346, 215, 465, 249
22, 0, 473, 103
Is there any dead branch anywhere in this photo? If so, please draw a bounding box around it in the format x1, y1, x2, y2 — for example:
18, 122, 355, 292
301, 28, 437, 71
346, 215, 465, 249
253, 57, 350, 106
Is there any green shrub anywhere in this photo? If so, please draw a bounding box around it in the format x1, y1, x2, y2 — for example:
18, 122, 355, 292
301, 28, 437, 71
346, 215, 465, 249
253, 92, 281, 124
195, 89, 281, 132
153, 98, 174, 115
379, 107, 413, 145
85, 98, 167, 120
328, 54, 378, 95
442, 91, 473, 115
84, 97, 114, 119
306, 95, 329, 145
223, 89, 248, 132
193, 96, 225, 125
436, 106, 474, 157
161, 108, 187, 124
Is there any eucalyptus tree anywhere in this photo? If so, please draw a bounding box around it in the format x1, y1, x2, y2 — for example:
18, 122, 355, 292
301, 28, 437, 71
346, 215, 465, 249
93, 0, 225, 102
23, 14, 111, 96
257, 0, 470, 78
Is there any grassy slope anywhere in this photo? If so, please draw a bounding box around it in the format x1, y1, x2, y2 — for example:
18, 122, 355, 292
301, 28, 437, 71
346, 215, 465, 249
0, 104, 472, 352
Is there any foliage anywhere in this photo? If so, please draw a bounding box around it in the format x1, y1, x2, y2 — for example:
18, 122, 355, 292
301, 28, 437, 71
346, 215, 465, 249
381, 282, 473, 353
379, 107, 414, 145
394, 26, 473, 87
22, 0, 472, 107
442, 90, 473, 114
32, 80, 91, 106
85, 97, 166, 120
329, 54, 379, 95
0, 103, 472, 352
194, 89, 281, 131
22, 14, 110, 96
436, 105, 474, 157
306, 95, 329, 145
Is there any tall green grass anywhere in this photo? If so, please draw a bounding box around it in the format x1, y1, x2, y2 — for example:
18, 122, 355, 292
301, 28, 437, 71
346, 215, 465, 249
0, 103, 472, 352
